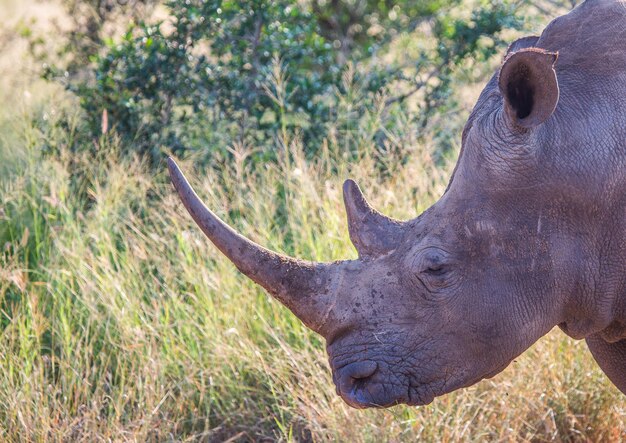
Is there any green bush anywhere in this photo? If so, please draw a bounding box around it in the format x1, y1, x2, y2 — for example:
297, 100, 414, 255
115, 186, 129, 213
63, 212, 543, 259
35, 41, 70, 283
43, 0, 523, 164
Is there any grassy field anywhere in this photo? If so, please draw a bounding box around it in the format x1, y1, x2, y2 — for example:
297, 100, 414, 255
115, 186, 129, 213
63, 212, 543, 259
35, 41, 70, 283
1, 0, 626, 441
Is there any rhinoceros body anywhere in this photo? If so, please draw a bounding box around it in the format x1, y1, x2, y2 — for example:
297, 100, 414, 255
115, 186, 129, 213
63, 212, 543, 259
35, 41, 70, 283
168, 0, 626, 408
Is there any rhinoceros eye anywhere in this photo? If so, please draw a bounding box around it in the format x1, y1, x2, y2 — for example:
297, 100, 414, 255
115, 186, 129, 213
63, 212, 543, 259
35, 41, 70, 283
413, 248, 454, 291
424, 263, 446, 276
422, 250, 447, 273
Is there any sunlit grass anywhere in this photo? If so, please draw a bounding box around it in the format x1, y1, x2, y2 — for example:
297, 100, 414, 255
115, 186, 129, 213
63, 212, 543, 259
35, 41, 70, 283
1, 103, 625, 440
1, 0, 625, 440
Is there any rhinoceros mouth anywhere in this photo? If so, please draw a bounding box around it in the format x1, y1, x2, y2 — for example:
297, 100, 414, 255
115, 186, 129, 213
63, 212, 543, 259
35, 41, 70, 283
331, 357, 445, 408
337, 378, 439, 408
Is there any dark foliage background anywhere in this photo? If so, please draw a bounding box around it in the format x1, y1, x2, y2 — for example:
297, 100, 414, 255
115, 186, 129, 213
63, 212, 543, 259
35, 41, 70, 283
37, 0, 527, 164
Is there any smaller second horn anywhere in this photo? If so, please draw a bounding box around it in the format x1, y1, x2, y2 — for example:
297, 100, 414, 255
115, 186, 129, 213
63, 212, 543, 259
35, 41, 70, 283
342, 179, 405, 258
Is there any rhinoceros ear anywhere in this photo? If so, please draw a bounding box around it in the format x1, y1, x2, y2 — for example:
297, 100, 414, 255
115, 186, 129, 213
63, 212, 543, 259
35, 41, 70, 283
498, 48, 559, 129
505, 36, 539, 55
343, 179, 405, 258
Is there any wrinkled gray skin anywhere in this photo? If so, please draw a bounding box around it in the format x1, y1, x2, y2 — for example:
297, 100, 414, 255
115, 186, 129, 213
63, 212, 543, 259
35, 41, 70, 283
168, 0, 626, 408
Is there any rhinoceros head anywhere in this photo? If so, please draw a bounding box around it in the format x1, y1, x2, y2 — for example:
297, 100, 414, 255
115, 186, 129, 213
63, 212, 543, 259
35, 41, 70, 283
169, 0, 626, 408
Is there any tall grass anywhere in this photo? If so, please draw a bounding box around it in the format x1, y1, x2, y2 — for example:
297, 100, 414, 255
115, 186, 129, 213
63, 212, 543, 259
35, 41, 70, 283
1, 0, 625, 441
1, 99, 625, 441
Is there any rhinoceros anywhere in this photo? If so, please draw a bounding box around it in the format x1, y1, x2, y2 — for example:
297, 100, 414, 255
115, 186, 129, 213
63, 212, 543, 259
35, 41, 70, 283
167, 0, 626, 408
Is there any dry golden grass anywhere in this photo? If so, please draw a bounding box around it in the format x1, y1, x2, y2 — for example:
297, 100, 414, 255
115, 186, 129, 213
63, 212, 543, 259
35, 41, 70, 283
1, 0, 625, 441
2, 124, 625, 441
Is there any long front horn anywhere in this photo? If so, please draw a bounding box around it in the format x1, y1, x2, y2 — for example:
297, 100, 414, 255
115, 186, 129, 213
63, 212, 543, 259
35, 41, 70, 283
168, 157, 337, 332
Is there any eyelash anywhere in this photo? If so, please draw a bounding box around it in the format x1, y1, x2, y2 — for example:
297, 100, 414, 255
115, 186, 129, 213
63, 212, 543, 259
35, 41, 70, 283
425, 264, 446, 276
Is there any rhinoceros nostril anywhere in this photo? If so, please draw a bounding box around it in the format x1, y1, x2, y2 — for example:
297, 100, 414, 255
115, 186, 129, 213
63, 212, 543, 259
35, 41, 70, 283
343, 360, 378, 381
336, 360, 379, 407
